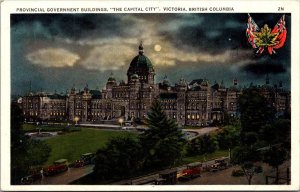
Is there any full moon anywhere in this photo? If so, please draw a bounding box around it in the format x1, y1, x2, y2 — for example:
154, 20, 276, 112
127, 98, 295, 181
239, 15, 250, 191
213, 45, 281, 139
154, 44, 162, 52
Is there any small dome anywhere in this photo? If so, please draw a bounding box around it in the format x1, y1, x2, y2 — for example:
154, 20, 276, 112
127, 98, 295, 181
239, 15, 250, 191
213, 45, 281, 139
131, 74, 139, 79
178, 77, 187, 87
107, 72, 116, 83
201, 79, 209, 86
84, 84, 89, 92
162, 75, 171, 87
119, 80, 126, 86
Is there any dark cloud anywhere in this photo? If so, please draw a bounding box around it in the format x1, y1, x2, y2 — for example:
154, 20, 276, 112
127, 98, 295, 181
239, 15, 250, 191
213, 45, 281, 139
11, 14, 126, 40
164, 13, 290, 54
242, 63, 286, 75
10, 13, 291, 96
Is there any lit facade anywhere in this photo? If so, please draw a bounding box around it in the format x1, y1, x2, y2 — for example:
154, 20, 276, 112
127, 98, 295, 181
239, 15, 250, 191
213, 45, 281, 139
19, 43, 291, 126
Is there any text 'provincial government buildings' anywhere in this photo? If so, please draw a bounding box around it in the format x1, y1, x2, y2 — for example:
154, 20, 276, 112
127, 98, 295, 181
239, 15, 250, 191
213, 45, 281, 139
18, 43, 291, 126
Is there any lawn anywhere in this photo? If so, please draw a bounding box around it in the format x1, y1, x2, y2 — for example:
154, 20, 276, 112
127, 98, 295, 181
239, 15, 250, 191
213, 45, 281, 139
44, 128, 136, 165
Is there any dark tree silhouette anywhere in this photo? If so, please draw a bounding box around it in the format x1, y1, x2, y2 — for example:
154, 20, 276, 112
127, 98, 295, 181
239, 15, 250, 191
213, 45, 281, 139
231, 146, 262, 185
11, 103, 50, 184
141, 100, 186, 170
93, 136, 143, 180
263, 146, 287, 184
238, 88, 276, 141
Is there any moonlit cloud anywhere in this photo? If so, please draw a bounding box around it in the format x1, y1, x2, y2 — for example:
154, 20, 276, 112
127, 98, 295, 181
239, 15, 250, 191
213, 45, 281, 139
80, 45, 135, 71
26, 48, 80, 68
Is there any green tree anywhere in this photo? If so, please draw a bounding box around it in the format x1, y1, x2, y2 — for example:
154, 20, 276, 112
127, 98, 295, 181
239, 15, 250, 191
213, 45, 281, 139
11, 103, 29, 184
93, 136, 143, 180
216, 125, 240, 150
261, 119, 291, 145
223, 112, 240, 127
231, 146, 262, 185
141, 100, 186, 170
186, 134, 218, 156
11, 103, 51, 184
238, 88, 276, 141
26, 140, 51, 166
263, 146, 287, 184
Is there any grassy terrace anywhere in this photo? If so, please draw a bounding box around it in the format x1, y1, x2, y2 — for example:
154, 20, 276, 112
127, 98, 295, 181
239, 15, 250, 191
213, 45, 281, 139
22, 124, 136, 166
45, 129, 136, 165
23, 123, 227, 168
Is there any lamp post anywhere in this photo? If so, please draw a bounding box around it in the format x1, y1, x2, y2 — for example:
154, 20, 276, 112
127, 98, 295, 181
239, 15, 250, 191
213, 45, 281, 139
118, 118, 124, 128
74, 116, 79, 125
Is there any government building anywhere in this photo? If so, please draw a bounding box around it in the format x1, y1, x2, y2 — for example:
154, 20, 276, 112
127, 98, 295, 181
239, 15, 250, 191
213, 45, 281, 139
18, 43, 291, 126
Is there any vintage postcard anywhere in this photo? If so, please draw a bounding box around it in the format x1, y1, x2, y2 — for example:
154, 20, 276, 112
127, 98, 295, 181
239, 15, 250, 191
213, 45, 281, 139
1, 0, 299, 191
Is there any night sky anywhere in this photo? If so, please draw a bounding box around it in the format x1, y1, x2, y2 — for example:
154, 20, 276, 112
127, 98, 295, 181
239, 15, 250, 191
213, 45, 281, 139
11, 13, 291, 96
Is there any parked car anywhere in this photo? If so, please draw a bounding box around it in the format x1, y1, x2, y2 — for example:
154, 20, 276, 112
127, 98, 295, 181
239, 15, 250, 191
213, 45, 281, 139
69, 159, 85, 168
158, 168, 177, 184
70, 153, 95, 168
210, 157, 229, 172
43, 159, 68, 176
20, 169, 42, 184
80, 153, 95, 165
20, 175, 35, 185
177, 162, 202, 180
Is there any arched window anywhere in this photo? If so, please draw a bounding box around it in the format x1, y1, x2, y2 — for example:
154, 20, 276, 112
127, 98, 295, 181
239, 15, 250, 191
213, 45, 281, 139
173, 103, 176, 110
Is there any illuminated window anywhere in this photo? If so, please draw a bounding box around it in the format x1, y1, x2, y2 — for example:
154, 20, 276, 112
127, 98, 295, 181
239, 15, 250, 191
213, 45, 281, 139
192, 115, 195, 120
187, 114, 190, 119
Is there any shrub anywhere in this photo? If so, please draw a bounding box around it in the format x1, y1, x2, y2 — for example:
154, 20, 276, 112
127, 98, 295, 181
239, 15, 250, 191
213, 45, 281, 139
232, 169, 244, 177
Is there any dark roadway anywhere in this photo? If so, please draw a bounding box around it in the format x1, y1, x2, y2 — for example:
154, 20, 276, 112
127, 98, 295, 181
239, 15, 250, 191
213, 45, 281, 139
33, 165, 94, 185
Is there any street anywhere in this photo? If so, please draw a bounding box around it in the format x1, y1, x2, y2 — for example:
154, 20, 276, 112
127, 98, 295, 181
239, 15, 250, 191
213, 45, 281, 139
32, 165, 94, 185
178, 160, 291, 185
184, 127, 219, 139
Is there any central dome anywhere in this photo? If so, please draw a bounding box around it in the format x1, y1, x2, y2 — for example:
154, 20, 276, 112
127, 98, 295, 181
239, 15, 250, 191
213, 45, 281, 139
127, 41, 155, 84
129, 54, 153, 69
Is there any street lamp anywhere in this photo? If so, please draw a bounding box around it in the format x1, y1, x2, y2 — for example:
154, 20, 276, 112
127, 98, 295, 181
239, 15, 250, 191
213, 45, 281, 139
118, 118, 124, 128
74, 116, 79, 125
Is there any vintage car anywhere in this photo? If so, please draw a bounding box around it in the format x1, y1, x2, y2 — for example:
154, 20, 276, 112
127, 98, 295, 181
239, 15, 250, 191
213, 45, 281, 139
69, 153, 95, 168
69, 159, 85, 168
210, 157, 229, 172
80, 153, 95, 165
20, 169, 42, 184
177, 162, 202, 180
43, 159, 68, 176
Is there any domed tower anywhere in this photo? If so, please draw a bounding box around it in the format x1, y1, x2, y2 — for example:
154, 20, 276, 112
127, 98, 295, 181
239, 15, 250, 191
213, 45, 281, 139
127, 41, 155, 85
177, 77, 188, 91
105, 72, 117, 99
106, 72, 117, 89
